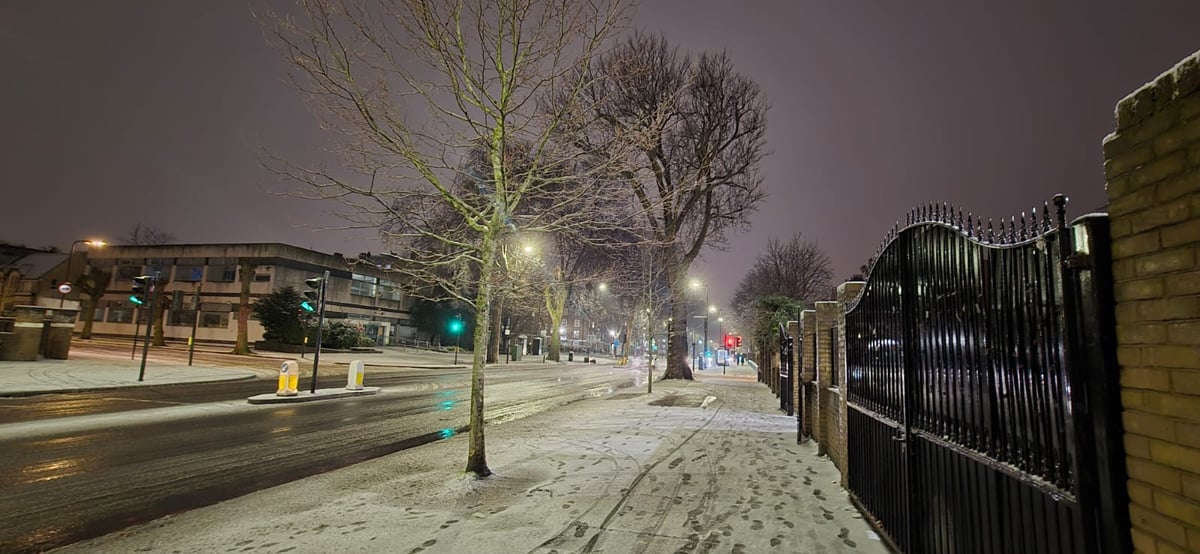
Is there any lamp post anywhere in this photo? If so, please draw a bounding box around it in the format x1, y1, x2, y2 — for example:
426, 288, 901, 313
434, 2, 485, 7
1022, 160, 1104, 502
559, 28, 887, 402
60, 239, 106, 307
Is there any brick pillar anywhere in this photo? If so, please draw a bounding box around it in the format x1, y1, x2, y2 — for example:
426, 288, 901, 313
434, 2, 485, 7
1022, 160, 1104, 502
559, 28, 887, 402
835, 281, 865, 483
1103, 50, 1200, 554
815, 301, 838, 464
800, 309, 817, 444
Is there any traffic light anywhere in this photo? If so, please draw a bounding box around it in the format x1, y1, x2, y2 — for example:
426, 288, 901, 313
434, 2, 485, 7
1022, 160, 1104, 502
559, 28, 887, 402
724, 334, 734, 348
130, 275, 153, 306
448, 317, 464, 335
301, 277, 323, 312
735, 335, 743, 348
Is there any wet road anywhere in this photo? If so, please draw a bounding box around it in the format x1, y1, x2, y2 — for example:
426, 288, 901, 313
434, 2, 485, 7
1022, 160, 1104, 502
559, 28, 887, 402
0, 363, 642, 553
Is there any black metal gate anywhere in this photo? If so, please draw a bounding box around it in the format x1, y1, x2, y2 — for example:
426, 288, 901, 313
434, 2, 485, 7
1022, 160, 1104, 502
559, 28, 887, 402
844, 197, 1128, 554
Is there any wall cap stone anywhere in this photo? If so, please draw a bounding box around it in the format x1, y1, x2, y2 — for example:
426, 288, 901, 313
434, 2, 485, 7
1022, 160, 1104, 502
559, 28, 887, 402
1114, 50, 1200, 132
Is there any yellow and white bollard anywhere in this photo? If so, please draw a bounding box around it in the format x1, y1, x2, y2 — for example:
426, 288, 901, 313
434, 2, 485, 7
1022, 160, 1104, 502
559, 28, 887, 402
346, 359, 365, 391
277, 360, 300, 396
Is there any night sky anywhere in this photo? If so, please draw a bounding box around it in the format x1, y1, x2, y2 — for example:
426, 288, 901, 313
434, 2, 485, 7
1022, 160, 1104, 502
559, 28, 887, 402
3, 1, 1199, 309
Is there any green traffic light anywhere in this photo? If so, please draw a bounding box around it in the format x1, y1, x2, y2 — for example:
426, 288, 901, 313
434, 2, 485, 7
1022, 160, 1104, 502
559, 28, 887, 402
448, 319, 464, 334
129, 295, 145, 306
300, 301, 315, 312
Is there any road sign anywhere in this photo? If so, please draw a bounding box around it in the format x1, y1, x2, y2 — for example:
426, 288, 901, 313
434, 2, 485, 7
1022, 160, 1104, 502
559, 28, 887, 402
58, 283, 72, 294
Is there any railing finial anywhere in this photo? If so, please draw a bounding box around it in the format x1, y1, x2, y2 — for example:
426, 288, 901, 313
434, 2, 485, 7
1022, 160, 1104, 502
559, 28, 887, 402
1052, 194, 1068, 229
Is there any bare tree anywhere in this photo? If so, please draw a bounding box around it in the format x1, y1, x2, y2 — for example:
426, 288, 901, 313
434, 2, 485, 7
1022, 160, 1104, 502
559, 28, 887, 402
576, 33, 769, 379
77, 265, 112, 339
123, 223, 176, 245
732, 233, 833, 316
264, 0, 627, 478
232, 259, 256, 355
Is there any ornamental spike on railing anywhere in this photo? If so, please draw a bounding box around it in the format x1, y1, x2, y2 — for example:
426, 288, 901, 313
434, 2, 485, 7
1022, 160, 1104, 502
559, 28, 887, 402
1042, 201, 1052, 232
987, 219, 995, 243
1020, 211, 1028, 241
1053, 194, 1068, 229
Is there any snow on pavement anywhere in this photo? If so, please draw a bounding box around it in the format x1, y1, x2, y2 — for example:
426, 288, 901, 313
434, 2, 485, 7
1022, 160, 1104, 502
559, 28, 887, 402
56, 378, 887, 553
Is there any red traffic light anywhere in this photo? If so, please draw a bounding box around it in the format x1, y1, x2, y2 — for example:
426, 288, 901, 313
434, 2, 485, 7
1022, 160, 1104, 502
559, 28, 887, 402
724, 334, 734, 348
735, 335, 743, 347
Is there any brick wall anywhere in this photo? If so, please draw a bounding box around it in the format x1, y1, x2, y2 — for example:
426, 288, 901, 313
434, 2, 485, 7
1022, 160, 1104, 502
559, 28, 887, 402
815, 301, 840, 465
800, 309, 817, 441
1103, 49, 1200, 554
836, 282, 865, 484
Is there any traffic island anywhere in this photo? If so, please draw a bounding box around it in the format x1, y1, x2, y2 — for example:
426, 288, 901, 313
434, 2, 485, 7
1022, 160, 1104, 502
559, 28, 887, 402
246, 386, 381, 404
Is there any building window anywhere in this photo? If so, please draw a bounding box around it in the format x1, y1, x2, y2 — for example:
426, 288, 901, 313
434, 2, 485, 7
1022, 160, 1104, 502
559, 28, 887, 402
176, 258, 205, 282
145, 258, 172, 280
574, 319, 580, 329
253, 273, 271, 282
350, 274, 377, 297
378, 279, 402, 301
115, 260, 143, 281
206, 259, 237, 282
168, 309, 196, 327
107, 304, 133, 323
93, 305, 106, 322
199, 303, 231, 328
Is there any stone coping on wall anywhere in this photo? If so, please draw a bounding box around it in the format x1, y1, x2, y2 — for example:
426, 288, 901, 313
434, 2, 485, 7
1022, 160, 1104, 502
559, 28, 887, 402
1108, 49, 1200, 136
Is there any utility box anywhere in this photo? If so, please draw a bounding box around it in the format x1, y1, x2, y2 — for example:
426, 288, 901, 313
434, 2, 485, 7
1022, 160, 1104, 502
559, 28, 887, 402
42, 308, 79, 359
510, 344, 521, 362
0, 306, 46, 361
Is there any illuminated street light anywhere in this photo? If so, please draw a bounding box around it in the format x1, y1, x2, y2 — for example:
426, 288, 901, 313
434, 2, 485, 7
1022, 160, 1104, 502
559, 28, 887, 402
60, 239, 106, 307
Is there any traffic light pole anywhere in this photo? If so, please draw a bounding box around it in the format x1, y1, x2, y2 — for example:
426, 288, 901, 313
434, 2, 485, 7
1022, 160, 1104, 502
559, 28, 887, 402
137, 272, 159, 382
309, 270, 329, 394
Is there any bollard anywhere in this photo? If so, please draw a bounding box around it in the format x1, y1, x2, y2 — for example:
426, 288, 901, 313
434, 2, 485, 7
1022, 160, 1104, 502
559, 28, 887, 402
276, 360, 300, 396
346, 359, 365, 391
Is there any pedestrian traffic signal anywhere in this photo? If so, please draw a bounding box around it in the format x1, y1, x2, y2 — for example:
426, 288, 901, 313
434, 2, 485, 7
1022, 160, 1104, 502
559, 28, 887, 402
130, 275, 153, 306
735, 335, 743, 348
724, 334, 735, 348
448, 317, 464, 335
301, 277, 323, 312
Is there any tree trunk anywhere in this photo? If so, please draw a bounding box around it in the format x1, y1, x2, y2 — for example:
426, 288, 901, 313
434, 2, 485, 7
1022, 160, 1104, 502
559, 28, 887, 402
487, 298, 504, 364
465, 232, 497, 479
544, 284, 566, 363
662, 269, 693, 380
620, 309, 635, 362
232, 260, 254, 355
152, 288, 168, 346
77, 267, 110, 340
80, 296, 97, 339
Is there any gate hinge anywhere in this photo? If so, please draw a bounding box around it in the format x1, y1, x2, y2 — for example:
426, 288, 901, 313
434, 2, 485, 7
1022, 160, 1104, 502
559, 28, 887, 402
1065, 253, 1094, 270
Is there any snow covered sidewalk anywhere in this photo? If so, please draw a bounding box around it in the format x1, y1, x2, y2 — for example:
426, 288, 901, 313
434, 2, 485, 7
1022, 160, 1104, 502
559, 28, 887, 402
59, 378, 888, 553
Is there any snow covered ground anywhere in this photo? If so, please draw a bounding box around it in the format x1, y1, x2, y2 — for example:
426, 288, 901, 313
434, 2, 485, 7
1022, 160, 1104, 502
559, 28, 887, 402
56, 370, 887, 553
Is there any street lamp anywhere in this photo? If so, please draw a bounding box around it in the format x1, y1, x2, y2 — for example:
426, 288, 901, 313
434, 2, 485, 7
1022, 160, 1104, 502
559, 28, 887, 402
61, 239, 106, 307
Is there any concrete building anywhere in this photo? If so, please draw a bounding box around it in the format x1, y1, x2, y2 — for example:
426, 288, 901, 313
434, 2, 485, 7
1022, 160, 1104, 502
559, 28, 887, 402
61, 243, 415, 346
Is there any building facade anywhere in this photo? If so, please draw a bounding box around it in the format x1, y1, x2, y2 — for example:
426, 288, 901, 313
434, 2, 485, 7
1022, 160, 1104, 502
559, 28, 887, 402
71, 243, 415, 345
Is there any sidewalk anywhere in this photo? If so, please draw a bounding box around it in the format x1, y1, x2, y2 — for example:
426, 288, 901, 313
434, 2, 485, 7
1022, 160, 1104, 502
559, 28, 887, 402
0, 345, 622, 397
0, 353, 261, 396
56, 365, 887, 553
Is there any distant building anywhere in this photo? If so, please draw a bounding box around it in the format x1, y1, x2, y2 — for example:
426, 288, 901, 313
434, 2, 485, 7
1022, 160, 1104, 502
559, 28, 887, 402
46, 243, 415, 346
0, 244, 69, 312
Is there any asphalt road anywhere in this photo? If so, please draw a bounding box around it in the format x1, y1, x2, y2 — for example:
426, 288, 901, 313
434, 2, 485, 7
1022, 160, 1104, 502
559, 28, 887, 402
0, 362, 643, 553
